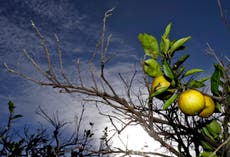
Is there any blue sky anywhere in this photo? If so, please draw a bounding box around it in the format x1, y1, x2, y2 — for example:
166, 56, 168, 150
0, 0, 230, 149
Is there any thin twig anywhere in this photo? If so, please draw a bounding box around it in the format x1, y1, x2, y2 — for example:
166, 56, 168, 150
99, 8, 118, 97
104, 34, 113, 64
75, 103, 85, 143
89, 63, 98, 90
76, 59, 84, 87
31, 21, 63, 87
89, 40, 100, 63
100, 8, 115, 66
206, 43, 223, 66
31, 20, 54, 73
209, 135, 230, 157
4, 62, 45, 85
217, 0, 230, 32
225, 56, 230, 63
23, 49, 48, 78
54, 33, 71, 85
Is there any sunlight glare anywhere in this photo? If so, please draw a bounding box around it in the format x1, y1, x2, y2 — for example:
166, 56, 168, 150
111, 125, 163, 156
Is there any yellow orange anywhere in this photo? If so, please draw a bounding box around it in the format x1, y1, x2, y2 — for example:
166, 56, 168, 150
178, 89, 205, 115
151, 75, 170, 91
199, 95, 215, 118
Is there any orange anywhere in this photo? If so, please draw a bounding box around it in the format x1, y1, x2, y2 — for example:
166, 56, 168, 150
178, 89, 205, 115
151, 75, 175, 100
199, 95, 215, 118
151, 75, 170, 91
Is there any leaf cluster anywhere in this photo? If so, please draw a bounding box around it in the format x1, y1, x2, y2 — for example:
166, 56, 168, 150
139, 23, 206, 110
138, 23, 230, 157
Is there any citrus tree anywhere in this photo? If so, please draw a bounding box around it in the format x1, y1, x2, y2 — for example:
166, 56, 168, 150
139, 22, 230, 156
4, 9, 230, 157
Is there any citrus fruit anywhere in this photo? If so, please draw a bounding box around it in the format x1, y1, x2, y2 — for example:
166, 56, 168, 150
151, 75, 174, 100
198, 95, 215, 118
178, 89, 205, 115
151, 75, 170, 91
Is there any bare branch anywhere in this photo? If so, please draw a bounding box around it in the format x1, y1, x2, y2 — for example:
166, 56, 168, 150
89, 63, 99, 91
217, 0, 230, 32
31, 20, 54, 73
206, 43, 223, 66
100, 8, 115, 66
54, 33, 71, 85
76, 58, 84, 87
99, 8, 118, 97
118, 65, 137, 105
209, 135, 230, 157
22, 49, 47, 77
4, 62, 45, 85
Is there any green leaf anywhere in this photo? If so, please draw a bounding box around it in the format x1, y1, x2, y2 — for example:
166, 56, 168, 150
170, 39, 176, 46
8, 101, 15, 113
176, 66, 185, 78
138, 33, 159, 58
12, 114, 23, 120
171, 80, 176, 87
201, 120, 222, 143
144, 59, 162, 77
160, 23, 172, 54
187, 78, 208, 88
228, 95, 230, 106
163, 93, 178, 110
162, 23, 172, 39
187, 80, 205, 88
201, 127, 215, 141
200, 141, 214, 151
211, 64, 224, 96
162, 59, 174, 80
206, 119, 221, 139
197, 77, 209, 82
160, 37, 170, 54
215, 101, 221, 112
184, 68, 204, 77
169, 36, 191, 53
199, 151, 218, 157
172, 54, 190, 70
151, 87, 168, 97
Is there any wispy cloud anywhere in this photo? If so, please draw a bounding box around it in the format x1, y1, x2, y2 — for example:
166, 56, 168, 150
0, 0, 101, 65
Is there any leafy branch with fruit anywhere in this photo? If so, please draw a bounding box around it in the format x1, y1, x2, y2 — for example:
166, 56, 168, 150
139, 23, 230, 157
